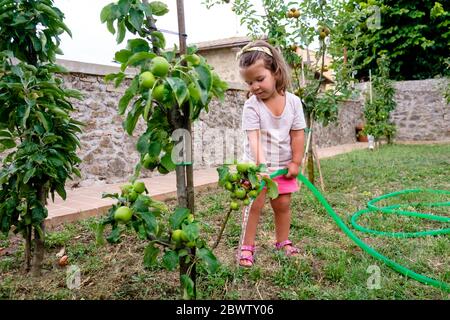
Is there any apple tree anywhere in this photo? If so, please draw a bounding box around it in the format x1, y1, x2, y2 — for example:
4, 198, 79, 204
97, 0, 227, 299
0, 0, 83, 275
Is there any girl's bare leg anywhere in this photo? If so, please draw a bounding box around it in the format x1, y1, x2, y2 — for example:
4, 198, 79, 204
239, 189, 266, 266
270, 193, 297, 255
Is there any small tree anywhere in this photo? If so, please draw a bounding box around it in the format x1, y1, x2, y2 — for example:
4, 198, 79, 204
97, 0, 228, 299
204, 0, 353, 184
362, 55, 396, 145
0, 0, 83, 275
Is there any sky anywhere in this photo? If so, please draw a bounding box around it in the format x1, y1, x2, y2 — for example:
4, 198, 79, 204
54, 0, 252, 66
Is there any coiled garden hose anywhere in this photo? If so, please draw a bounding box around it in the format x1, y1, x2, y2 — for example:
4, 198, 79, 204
266, 169, 450, 293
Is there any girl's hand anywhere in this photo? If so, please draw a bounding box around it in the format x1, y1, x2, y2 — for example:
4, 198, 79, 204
285, 162, 300, 179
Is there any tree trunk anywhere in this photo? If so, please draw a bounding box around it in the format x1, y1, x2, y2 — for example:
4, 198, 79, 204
387, 134, 392, 144
175, 0, 196, 300
176, 136, 196, 299
24, 225, 32, 272
184, 121, 196, 299
31, 186, 47, 276
31, 222, 45, 277
175, 166, 187, 207
308, 147, 314, 184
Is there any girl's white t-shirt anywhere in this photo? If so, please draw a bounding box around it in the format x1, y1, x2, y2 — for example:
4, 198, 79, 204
241, 91, 306, 171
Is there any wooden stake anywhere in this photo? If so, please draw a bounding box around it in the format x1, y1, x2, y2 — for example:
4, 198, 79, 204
298, 128, 312, 192
312, 145, 325, 192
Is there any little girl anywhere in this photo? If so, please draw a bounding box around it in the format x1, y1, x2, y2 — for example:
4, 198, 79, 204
237, 40, 306, 267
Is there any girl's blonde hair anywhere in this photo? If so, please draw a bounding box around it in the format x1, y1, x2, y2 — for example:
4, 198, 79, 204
238, 40, 291, 94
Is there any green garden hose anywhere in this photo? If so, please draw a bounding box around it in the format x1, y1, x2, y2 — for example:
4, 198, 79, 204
267, 169, 450, 292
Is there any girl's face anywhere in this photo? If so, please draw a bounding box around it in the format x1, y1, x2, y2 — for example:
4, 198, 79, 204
240, 59, 277, 100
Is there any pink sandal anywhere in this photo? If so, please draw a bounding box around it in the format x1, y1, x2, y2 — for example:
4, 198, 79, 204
238, 245, 255, 267
275, 240, 299, 257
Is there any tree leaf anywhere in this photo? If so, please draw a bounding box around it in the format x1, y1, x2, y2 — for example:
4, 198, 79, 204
31, 35, 42, 52
124, 99, 144, 135
137, 132, 150, 154
129, 8, 144, 32
195, 65, 213, 92
101, 192, 119, 199
169, 207, 190, 230
21, 103, 31, 128
148, 141, 162, 157
162, 250, 178, 271
248, 171, 259, 188
143, 88, 153, 121
0, 138, 16, 149
149, 1, 169, 16
140, 211, 158, 235
95, 223, 106, 246
114, 73, 126, 87
121, 52, 156, 72
107, 225, 121, 243
197, 248, 219, 274
23, 167, 36, 184
55, 183, 67, 200
182, 223, 198, 242
180, 275, 194, 299
166, 77, 188, 107
118, 0, 130, 15
114, 49, 132, 64
137, 2, 152, 16
160, 152, 175, 172
100, 3, 114, 23
31, 205, 47, 225
116, 19, 126, 44
143, 243, 159, 268
126, 39, 150, 53
216, 165, 230, 187
150, 31, 166, 49
72, 167, 81, 178
106, 19, 116, 34
118, 76, 139, 114
263, 177, 279, 200
187, 45, 198, 55
0, 130, 12, 138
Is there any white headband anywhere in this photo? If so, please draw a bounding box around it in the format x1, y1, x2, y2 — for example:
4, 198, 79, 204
236, 45, 273, 60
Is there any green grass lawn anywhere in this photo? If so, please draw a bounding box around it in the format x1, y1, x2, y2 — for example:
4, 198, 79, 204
0, 143, 449, 299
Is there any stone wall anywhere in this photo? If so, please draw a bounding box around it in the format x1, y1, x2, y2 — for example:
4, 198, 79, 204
355, 79, 450, 141
392, 79, 449, 141
310, 99, 364, 148
63, 73, 146, 187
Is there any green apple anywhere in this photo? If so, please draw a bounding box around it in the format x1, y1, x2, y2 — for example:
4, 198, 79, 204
114, 206, 133, 223
234, 188, 247, 199
133, 181, 146, 194
230, 201, 240, 211
139, 71, 155, 89
150, 56, 170, 77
